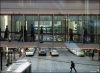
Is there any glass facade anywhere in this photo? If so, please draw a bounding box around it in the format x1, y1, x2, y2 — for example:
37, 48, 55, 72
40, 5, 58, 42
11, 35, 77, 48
0, 14, 100, 43
40, 15, 52, 42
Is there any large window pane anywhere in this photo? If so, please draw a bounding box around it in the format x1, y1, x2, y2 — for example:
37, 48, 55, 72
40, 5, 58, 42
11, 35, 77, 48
0, 15, 11, 40
97, 15, 100, 43
68, 15, 82, 43
83, 15, 97, 43
26, 15, 38, 42
40, 15, 52, 42
54, 15, 65, 42
12, 15, 25, 41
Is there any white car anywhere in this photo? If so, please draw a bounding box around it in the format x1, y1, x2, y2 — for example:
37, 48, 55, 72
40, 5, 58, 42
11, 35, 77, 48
50, 48, 59, 56
38, 48, 47, 56
57, 38, 62, 41
25, 48, 35, 56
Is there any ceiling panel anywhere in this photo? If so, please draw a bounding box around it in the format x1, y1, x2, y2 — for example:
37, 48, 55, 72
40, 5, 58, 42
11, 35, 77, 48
1, 0, 99, 3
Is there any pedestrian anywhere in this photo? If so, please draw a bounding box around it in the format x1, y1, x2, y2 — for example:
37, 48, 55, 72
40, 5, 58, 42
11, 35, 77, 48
4, 25, 9, 40
24, 26, 27, 42
84, 28, 88, 43
46, 28, 47, 33
18, 26, 23, 42
40, 26, 43, 43
0, 28, 1, 38
70, 61, 76, 73
99, 52, 100, 60
69, 29, 73, 42
30, 24, 35, 42
6, 57, 9, 67
82, 27, 85, 44
91, 51, 94, 60
0, 28, 2, 41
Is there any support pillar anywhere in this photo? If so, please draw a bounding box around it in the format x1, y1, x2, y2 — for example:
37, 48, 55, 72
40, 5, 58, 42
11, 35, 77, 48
0, 52, 2, 71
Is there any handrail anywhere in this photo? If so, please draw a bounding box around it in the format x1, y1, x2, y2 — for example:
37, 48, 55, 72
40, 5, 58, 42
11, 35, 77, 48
1, 31, 100, 36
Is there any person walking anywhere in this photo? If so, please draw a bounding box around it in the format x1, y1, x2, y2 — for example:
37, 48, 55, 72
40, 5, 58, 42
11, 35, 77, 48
69, 29, 73, 42
30, 24, 35, 42
4, 25, 9, 40
70, 61, 77, 73
91, 51, 94, 60
40, 26, 43, 43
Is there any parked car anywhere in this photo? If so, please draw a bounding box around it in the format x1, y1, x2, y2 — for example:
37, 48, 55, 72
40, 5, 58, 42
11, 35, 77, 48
38, 48, 47, 56
71, 49, 84, 57
57, 38, 62, 41
50, 48, 59, 56
25, 48, 36, 56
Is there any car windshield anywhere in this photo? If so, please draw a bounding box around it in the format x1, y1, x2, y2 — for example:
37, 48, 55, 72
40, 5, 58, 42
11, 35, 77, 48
27, 49, 33, 52
42, 50, 46, 52
52, 50, 57, 52
77, 50, 83, 52
41, 48, 46, 51
52, 48, 57, 50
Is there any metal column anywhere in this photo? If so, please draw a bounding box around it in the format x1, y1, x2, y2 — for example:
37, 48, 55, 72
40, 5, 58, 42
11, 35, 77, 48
38, 14, 40, 48
0, 52, 2, 71
52, 14, 54, 48
22, 14, 24, 43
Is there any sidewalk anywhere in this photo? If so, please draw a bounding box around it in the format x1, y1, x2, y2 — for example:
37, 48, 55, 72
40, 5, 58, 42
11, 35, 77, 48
86, 52, 100, 61
0, 52, 24, 72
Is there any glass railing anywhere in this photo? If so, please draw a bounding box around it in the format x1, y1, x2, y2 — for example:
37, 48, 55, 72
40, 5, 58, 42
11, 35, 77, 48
0, 31, 99, 44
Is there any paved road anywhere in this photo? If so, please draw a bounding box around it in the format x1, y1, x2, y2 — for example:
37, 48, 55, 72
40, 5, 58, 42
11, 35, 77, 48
22, 48, 99, 72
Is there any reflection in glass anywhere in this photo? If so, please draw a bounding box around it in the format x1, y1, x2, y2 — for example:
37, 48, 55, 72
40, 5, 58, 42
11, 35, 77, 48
40, 15, 52, 42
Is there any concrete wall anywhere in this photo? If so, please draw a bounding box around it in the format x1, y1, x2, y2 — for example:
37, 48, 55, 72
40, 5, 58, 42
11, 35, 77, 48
0, 41, 99, 49
1, 2, 99, 14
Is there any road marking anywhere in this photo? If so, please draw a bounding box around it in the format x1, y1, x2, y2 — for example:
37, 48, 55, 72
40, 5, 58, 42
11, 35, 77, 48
90, 71, 97, 72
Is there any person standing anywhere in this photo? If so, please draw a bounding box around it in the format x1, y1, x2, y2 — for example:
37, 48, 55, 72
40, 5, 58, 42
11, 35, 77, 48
24, 26, 27, 42
30, 24, 35, 42
82, 27, 85, 44
40, 26, 43, 43
70, 61, 77, 73
0, 28, 1, 38
99, 52, 100, 60
18, 26, 23, 42
84, 28, 88, 43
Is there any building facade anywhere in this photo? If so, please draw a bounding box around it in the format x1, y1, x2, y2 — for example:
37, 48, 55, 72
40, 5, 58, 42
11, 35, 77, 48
0, 0, 100, 43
